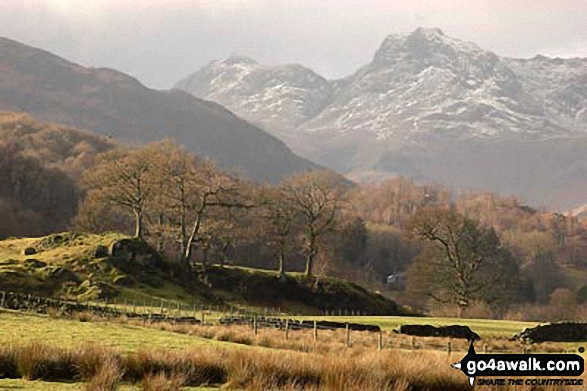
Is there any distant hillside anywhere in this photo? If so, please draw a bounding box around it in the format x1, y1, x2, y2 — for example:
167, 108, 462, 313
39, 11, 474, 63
177, 28, 587, 209
0, 37, 319, 183
0, 112, 119, 237
0, 111, 117, 176
0, 233, 403, 315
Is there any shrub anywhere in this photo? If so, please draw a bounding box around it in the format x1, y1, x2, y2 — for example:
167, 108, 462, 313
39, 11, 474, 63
84, 356, 123, 391
0, 345, 18, 378
16, 343, 76, 381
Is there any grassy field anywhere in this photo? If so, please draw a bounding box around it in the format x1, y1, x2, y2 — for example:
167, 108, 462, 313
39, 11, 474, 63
1, 309, 585, 390
293, 315, 541, 338
0, 379, 219, 390
0, 309, 238, 353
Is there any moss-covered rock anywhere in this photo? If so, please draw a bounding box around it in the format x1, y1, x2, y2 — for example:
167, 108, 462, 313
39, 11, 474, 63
46, 267, 80, 284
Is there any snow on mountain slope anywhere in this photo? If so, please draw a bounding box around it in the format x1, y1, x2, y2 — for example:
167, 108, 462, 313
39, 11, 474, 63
302, 28, 583, 143
175, 56, 333, 134
176, 28, 587, 209
178, 28, 586, 144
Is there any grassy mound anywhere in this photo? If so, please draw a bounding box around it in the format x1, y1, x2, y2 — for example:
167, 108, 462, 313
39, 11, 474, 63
0, 233, 404, 315
0, 233, 208, 303
202, 265, 405, 315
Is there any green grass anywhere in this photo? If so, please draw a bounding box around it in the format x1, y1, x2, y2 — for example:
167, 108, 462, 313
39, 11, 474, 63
0, 309, 238, 353
0, 379, 219, 390
0, 232, 210, 304
293, 315, 541, 338
0, 233, 402, 317
0, 379, 82, 390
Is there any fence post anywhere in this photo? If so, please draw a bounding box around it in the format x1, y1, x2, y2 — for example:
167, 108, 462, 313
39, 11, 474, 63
253, 315, 258, 335
447, 340, 452, 355
411, 337, 416, 350
285, 319, 289, 340
313, 321, 318, 342
1, 291, 5, 308
484, 344, 488, 354
201, 310, 205, 325
346, 323, 351, 348
378, 331, 383, 350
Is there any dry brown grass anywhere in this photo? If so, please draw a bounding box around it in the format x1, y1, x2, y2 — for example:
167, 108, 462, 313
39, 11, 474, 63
0, 341, 466, 390
0, 340, 585, 390
83, 356, 122, 391
141, 372, 186, 391
145, 321, 575, 357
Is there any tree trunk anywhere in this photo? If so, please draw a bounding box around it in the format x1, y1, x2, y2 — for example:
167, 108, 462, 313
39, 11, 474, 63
179, 204, 187, 262
305, 253, 315, 277
183, 213, 202, 264
134, 210, 143, 239
305, 233, 317, 276
278, 243, 285, 276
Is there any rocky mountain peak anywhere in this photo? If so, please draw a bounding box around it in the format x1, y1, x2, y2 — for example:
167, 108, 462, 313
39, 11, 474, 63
175, 29, 587, 209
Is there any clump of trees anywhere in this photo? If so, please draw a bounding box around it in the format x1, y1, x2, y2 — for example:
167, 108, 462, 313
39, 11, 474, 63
3, 112, 587, 317
0, 141, 79, 237
75, 141, 358, 277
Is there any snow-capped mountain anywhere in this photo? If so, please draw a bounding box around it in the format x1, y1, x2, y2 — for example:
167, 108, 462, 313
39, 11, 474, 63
175, 56, 333, 138
176, 28, 587, 209
303, 27, 585, 141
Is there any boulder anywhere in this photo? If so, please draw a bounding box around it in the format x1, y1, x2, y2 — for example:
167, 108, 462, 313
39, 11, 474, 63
35, 234, 71, 250
24, 259, 47, 269
396, 324, 481, 340
23, 247, 37, 256
93, 245, 109, 258
47, 267, 80, 283
512, 322, 587, 343
108, 238, 166, 274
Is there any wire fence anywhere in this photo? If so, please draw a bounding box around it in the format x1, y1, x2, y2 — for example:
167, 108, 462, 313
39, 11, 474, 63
0, 291, 578, 355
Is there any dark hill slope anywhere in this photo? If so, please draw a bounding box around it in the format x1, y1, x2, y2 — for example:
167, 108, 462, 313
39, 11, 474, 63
0, 233, 402, 315
0, 37, 319, 182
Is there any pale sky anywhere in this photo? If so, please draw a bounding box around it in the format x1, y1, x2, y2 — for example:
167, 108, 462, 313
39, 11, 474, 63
1, 0, 586, 89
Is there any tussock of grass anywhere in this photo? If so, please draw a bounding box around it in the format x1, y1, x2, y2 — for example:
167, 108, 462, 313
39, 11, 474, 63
141, 372, 186, 391
84, 356, 122, 391
1, 340, 585, 390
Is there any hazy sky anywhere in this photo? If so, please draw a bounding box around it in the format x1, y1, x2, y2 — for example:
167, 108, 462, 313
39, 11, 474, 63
1, 0, 586, 89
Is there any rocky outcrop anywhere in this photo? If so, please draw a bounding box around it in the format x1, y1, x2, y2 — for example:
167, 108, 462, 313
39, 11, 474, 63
395, 324, 481, 340
512, 323, 587, 343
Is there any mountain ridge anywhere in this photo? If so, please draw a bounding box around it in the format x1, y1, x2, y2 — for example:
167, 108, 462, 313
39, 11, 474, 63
0, 36, 320, 184
176, 28, 587, 209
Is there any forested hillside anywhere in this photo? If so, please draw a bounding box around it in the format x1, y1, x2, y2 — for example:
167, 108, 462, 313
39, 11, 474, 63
2, 112, 587, 319
0, 37, 319, 184
0, 112, 117, 237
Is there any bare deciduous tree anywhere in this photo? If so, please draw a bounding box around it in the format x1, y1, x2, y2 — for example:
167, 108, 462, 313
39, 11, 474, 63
82, 147, 156, 238
282, 170, 349, 277
406, 208, 520, 317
